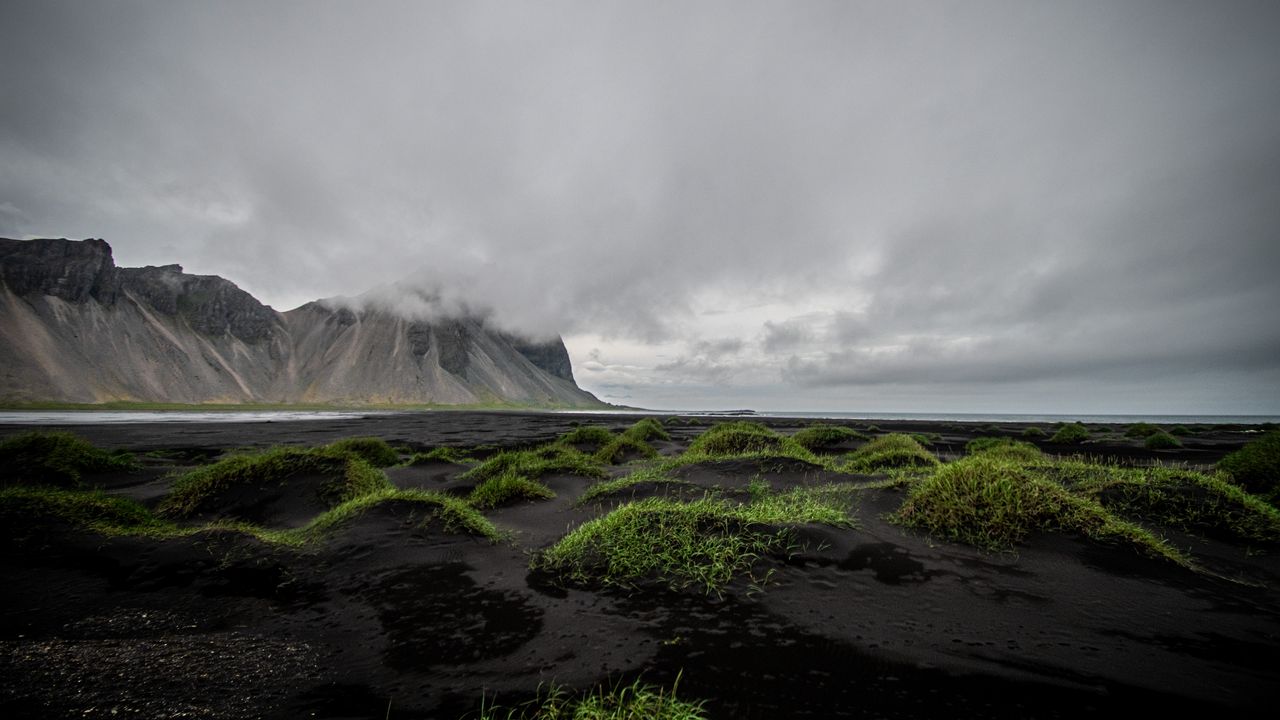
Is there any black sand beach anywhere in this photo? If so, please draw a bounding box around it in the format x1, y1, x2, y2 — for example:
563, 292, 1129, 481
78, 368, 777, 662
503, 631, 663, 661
1, 411, 1277, 718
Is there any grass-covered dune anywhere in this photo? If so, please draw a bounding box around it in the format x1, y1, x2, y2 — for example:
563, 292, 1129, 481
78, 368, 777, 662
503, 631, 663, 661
1217, 429, 1280, 504
891, 455, 1191, 565
0, 430, 138, 487
158, 445, 394, 527
1, 414, 1278, 719
536, 486, 856, 593
790, 423, 866, 451
0, 432, 499, 548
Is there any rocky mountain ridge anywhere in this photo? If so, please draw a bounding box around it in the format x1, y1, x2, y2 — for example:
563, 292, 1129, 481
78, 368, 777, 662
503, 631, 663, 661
0, 237, 602, 407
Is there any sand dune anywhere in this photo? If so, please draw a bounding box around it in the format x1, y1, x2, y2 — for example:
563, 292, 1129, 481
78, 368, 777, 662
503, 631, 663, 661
1, 413, 1277, 718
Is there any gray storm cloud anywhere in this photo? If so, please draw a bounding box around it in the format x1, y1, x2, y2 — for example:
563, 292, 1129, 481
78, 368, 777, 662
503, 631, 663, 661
2, 0, 1278, 411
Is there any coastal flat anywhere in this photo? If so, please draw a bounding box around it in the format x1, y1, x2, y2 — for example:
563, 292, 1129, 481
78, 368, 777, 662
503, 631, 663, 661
1, 412, 1277, 719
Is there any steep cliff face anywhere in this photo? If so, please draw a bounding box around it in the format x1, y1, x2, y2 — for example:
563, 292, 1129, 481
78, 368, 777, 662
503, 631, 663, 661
0, 238, 602, 407
117, 264, 278, 343
0, 237, 118, 303
278, 303, 592, 406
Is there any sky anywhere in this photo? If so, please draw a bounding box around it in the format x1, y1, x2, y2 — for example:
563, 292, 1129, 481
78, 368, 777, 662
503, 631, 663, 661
2, 1, 1279, 414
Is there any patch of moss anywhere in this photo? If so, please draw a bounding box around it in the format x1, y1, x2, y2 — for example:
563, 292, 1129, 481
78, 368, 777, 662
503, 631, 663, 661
0, 431, 138, 487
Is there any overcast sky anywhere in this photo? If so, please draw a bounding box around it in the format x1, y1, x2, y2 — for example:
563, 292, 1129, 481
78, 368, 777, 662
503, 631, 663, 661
2, 1, 1278, 414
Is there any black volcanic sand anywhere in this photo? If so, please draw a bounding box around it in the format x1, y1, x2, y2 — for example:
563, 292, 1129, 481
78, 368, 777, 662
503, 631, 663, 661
1, 412, 1278, 718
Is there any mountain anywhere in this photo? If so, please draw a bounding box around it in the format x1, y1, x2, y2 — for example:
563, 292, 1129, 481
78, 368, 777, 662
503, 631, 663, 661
0, 237, 604, 407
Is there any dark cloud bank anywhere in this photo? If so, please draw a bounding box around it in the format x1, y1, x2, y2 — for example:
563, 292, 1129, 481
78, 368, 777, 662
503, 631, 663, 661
2, 0, 1278, 412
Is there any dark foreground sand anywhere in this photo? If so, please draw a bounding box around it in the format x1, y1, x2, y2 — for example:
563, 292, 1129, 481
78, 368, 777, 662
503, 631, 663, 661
1, 412, 1277, 718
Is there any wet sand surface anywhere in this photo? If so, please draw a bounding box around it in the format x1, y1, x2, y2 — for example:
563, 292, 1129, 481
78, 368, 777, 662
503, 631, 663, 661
1, 412, 1277, 718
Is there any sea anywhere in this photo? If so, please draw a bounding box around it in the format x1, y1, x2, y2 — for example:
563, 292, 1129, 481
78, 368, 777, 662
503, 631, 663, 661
1, 409, 1276, 425
576, 409, 1280, 424
757, 411, 1280, 425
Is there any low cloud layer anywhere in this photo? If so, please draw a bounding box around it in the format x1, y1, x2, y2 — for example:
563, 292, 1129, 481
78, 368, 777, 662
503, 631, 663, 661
2, 1, 1278, 412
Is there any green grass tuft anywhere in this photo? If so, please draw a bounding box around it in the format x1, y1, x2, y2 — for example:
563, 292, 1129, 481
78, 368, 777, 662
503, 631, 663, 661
215, 488, 503, 546
791, 424, 866, 451
1, 485, 500, 547
462, 444, 607, 484
468, 471, 556, 509
476, 676, 706, 720
558, 426, 616, 447
843, 434, 939, 473
576, 467, 700, 506
965, 437, 1045, 463
1217, 430, 1280, 504
537, 486, 855, 593
1143, 431, 1182, 449
324, 436, 401, 467
1065, 462, 1280, 544
0, 486, 182, 538
1050, 422, 1090, 443
594, 436, 660, 465
0, 431, 138, 487
1021, 426, 1047, 438
965, 437, 1006, 454
407, 447, 477, 465
663, 423, 824, 469
158, 446, 392, 518
1125, 423, 1162, 438
891, 455, 1189, 565
622, 417, 672, 442
687, 421, 785, 456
